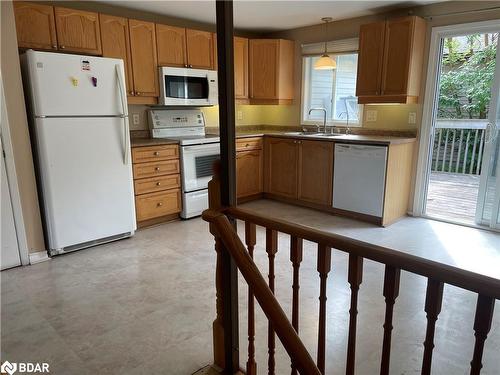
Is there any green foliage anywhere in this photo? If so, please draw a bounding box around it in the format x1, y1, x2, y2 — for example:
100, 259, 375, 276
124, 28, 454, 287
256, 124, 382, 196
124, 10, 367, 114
438, 34, 497, 119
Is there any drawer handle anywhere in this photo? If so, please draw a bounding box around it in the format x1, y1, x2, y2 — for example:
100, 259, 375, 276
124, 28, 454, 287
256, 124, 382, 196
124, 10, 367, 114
157, 202, 163, 207
154, 151, 160, 156
156, 182, 161, 186
155, 167, 160, 171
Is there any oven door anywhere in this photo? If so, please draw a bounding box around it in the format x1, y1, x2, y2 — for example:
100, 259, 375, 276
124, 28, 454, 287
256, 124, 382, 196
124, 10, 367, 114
180, 143, 220, 192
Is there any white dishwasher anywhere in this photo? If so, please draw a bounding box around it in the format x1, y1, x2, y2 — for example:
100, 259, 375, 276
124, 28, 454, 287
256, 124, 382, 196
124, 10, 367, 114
333, 143, 388, 217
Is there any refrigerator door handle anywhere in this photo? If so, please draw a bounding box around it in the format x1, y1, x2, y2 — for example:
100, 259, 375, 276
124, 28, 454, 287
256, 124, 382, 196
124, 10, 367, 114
115, 64, 129, 165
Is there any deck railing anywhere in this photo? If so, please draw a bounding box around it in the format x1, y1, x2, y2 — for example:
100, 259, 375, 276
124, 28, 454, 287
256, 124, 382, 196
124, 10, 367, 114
204, 169, 499, 375
431, 119, 488, 175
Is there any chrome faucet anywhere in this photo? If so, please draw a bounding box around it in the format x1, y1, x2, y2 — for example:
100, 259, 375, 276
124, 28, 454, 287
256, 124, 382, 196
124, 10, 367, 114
308, 108, 327, 133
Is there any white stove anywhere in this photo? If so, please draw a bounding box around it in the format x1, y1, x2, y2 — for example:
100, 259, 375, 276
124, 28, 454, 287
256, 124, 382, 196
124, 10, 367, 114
148, 109, 220, 219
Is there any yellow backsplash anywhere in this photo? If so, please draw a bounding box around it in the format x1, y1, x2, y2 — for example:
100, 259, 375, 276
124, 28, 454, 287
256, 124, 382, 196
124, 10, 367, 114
129, 103, 421, 132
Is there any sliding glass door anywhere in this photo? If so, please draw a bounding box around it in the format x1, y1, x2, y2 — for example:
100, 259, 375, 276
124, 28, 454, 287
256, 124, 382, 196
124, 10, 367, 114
476, 42, 500, 229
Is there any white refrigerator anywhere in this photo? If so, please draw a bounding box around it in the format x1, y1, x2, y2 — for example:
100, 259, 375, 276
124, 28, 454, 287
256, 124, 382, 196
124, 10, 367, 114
22, 50, 136, 255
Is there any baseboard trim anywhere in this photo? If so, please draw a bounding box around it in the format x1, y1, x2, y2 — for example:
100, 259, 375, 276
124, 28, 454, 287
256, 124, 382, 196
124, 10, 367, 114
29, 251, 50, 265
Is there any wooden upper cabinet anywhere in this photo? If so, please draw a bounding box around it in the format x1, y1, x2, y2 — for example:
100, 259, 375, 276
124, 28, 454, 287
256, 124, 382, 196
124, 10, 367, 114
297, 140, 334, 206
128, 19, 158, 98
249, 39, 294, 104
265, 137, 298, 198
356, 16, 426, 104
54, 7, 102, 55
186, 29, 214, 69
99, 14, 133, 95
356, 22, 385, 97
156, 24, 187, 67
381, 17, 426, 99
14, 2, 57, 50
212, 35, 249, 100
234, 37, 249, 99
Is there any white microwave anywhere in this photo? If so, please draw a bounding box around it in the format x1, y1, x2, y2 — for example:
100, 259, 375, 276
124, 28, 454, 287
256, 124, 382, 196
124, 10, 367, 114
159, 67, 218, 106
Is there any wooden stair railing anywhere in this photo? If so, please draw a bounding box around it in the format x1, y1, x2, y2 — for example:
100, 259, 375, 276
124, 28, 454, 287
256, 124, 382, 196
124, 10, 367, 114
204, 171, 498, 375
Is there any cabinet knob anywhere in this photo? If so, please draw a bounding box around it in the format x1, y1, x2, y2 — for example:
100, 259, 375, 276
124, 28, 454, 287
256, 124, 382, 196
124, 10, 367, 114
129, 91, 134, 95
245, 143, 250, 147
136, 91, 141, 96
189, 64, 193, 68
60, 45, 65, 49
156, 182, 161, 186
157, 202, 163, 207
155, 167, 160, 171
52, 45, 57, 49
154, 151, 160, 156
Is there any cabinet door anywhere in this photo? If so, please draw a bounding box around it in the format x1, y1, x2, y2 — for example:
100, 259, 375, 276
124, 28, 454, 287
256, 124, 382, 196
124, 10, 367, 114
237, 150, 262, 198
186, 29, 213, 69
298, 140, 334, 205
249, 39, 279, 99
234, 37, 249, 99
265, 137, 298, 198
129, 19, 158, 97
14, 2, 57, 50
54, 7, 101, 55
356, 21, 385, 97
156, 24, 187, 67
100, 14, 133, 95
380, 17, 414, 96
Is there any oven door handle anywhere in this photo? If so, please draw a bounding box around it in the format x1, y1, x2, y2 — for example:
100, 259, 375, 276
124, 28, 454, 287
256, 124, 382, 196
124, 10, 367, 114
182, 144, 220, 153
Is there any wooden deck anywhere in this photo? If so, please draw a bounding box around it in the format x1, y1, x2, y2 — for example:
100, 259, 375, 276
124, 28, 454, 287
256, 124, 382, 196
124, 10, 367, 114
426, 172, 496, 225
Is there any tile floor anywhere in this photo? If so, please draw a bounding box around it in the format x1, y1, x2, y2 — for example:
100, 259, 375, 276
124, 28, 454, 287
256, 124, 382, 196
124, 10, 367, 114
1, 200, 499, 374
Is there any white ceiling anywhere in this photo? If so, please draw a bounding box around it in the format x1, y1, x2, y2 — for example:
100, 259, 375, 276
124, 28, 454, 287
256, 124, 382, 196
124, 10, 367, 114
95, 1, 438, 32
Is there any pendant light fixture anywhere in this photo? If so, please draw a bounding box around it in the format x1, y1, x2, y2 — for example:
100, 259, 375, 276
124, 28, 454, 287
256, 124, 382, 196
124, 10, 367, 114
314, 17, 336, 70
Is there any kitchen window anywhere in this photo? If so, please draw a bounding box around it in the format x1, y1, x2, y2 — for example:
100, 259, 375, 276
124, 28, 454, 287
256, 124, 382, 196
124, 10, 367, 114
301, 43, 362, 127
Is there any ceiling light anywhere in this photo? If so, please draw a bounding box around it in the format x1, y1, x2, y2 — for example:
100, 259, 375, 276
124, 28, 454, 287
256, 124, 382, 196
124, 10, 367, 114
314, 17, 336, 70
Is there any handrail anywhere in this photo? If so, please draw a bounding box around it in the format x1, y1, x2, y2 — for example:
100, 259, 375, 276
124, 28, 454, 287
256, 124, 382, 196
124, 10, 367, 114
202, 209, 322, 375
225, 206, 500, 300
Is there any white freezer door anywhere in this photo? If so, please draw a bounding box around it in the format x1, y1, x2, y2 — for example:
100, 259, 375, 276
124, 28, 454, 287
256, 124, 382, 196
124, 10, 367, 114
333, 144, 388, 217
24, 50, 127, 117
34, 117, 135, 250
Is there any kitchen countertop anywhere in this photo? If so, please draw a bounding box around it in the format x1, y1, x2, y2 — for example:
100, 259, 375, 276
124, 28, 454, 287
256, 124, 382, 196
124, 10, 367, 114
235, 132, 416, 145
131, 132, 416, 147
131, 138, 180, 147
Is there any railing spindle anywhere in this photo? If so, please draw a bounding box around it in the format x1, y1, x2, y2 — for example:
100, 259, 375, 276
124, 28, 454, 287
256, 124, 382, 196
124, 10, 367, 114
346, 255, 363, 375
476, 130, 485, 175
245, 222, 257, 375
456, 129, 464, 173
463, 131, 471, 173
266, 229, 278, 375
434, 129, 442, 170
470, 129, 479, 174
290, 236, 303, 375
380, 265, 401, 375
317, 244, 332, 374
470, 295, 495, 375
421, 278, 444, 375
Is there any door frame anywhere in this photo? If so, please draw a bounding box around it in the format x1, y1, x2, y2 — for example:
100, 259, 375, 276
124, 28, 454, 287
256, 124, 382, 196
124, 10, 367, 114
0, 75, 30, 266
413, 19, 500, 220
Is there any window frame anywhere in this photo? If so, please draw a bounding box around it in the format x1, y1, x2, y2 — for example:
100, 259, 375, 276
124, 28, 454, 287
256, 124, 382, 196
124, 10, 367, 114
300, 53, 363, 128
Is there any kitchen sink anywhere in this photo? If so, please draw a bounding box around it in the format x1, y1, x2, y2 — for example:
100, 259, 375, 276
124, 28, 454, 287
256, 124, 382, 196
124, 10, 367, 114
283, 132, 345, 138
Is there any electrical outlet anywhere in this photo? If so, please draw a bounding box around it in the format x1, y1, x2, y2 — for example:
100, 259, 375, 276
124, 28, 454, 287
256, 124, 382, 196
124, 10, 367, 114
237, 111, 243, 120
132, 113, 140, 126
366, 110, 377, 122
408, 112, 417, 124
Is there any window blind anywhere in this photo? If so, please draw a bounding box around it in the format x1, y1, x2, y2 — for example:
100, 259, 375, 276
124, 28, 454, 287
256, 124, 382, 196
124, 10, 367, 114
301, 38, 359, 56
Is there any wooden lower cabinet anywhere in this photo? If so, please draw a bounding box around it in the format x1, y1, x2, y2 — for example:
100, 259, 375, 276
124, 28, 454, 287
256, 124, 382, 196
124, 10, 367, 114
135, 189, 181, 222
237, 150, 263, 199
265, 137, 333, 206
265, 137, 299, 199
297, 140, 334, 205
132, 144, 181, 227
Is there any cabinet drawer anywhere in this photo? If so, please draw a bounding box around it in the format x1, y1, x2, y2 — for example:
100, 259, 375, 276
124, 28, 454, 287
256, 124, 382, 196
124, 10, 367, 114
236, 137, 262, 151
132, 145, 179, 163
134, 174, 181, 195
135, 189, 181, 221
133, 160, 180, 179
